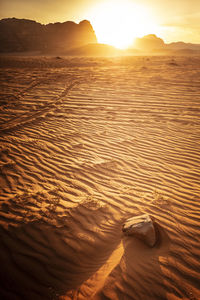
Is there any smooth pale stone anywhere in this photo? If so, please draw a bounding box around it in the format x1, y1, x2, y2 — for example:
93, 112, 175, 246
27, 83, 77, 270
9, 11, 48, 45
122, 214, 157, 247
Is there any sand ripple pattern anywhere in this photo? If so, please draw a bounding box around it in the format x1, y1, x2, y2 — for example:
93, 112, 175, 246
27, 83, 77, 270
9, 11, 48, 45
0, 56, 200, 300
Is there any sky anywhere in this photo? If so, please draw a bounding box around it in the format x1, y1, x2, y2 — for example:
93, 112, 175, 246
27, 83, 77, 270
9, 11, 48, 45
0, 0, 200, 47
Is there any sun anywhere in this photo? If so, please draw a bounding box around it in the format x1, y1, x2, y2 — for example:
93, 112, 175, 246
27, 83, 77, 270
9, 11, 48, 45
87, 0, 159, 49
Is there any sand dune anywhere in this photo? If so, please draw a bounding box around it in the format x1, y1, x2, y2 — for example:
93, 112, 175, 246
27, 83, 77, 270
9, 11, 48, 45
0, 55, 200, 299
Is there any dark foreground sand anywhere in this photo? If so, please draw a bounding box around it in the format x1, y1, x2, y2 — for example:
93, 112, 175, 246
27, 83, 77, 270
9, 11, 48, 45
0, 55, 200, 299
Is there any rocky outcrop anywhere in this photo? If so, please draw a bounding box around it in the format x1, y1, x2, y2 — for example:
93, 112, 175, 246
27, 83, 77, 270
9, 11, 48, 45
122, 214, 158, 247
133, 34, 200, 52
0, 18, 97, 53
134, 34, 165, 51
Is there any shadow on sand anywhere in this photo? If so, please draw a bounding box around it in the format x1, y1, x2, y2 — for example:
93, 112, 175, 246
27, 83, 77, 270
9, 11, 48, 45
95, 222, 171, 300
0, 207, 122, 300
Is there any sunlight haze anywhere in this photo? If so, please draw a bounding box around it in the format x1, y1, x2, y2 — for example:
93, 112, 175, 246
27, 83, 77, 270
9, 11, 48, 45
0, 0, 199, 45
86, 0, 159, 48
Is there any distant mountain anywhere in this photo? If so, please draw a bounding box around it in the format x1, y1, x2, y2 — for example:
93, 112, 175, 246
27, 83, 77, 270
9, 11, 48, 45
133, 34, 200, 52
1, 18, 200, 55
134, 34, 165, 51
0, 18, 97, 53
165, 41, 200, 51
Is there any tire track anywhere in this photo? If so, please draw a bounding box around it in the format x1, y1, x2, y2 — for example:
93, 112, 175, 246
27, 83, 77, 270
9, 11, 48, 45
0, 81, 77, 133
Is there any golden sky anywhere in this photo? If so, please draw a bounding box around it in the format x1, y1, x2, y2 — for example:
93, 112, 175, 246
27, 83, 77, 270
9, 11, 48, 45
0, 0, 199, 47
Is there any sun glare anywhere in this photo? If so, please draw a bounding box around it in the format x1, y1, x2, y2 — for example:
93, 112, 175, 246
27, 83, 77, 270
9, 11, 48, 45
87, 0, 159, 49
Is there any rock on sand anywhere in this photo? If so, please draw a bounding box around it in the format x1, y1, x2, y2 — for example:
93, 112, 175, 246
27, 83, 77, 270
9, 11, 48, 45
122, 214, 157, 247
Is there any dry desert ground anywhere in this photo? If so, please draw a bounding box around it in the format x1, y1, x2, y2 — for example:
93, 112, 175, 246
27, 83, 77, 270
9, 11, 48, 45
0, 55, 200, 300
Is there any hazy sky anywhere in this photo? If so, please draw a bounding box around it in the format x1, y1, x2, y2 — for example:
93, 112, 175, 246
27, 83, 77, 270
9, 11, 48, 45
0, 0, 199, 45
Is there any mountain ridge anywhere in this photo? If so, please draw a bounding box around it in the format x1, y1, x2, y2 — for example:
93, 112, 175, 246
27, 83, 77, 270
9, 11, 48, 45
133, 34, 200, 51
0, 17, 97, 53
0, 18, 200, 54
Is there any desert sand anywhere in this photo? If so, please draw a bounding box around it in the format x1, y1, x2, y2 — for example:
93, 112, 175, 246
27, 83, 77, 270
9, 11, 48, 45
0, 55, 200, 300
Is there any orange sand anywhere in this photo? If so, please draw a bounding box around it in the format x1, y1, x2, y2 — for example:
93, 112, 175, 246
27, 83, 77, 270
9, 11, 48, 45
0, 55, 200, 299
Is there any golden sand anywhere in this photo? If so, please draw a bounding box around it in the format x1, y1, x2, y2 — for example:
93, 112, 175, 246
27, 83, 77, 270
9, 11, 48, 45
0, 55, 200, 299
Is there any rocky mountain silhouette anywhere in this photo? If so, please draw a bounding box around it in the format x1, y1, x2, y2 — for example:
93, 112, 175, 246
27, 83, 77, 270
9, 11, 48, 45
134, 34, 200, 52
1, 18, 199, 54
0, 18, 97, 53
134, 34, 165, 51
165, 41, 200, 51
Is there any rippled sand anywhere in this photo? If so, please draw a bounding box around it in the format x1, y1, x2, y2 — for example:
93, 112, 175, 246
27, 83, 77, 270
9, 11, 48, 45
0, 55, 200, 300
